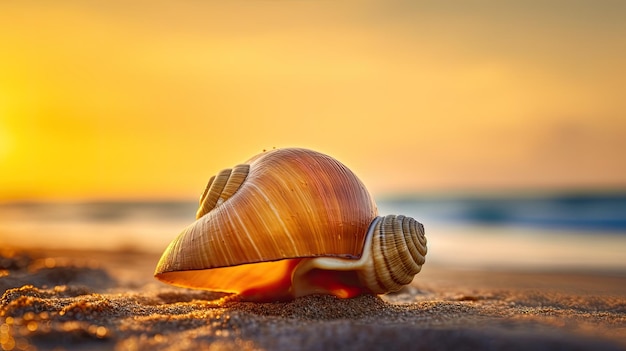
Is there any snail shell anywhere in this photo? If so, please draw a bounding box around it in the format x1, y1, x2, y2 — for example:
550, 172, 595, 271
154, 148, 427, 301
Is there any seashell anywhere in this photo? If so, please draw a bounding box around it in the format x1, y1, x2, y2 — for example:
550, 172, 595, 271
154, 148, 427, 301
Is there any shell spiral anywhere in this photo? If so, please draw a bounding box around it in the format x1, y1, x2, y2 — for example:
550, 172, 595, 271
357, 215, 427, 294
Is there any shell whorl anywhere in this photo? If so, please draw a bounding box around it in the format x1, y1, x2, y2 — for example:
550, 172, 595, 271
358, 215, 427, 294
196, 164, 250, 219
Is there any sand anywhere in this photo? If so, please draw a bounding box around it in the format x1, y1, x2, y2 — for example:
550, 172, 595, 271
1, 247, 625, 351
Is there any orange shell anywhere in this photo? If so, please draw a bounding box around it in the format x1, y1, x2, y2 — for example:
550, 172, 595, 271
154, 148, 378, 297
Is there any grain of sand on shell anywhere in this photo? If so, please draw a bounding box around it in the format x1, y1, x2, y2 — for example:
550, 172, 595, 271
1, 248, 625, 351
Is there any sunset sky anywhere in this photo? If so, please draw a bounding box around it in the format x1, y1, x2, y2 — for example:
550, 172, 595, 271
1, 0, 625, 201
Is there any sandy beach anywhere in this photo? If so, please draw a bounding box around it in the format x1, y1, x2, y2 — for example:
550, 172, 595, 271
2, 0, 626, 349
1, 247, 624, 351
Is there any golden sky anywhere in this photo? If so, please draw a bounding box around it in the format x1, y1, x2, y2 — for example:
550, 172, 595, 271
1, 1, 625, 201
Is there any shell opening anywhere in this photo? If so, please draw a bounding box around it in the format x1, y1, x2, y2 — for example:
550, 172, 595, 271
289, 215, 427, 298
289, 217, 377, 298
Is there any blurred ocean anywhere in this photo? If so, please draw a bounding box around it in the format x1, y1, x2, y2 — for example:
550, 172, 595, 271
381, 193, 626, 232
1, 192, 625, 272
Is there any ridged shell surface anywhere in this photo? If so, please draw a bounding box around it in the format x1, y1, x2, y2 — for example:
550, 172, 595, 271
155, 148, 378, 291
357, 215, 427, 294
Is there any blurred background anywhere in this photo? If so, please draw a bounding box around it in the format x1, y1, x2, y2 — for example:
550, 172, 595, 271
1, 1, 625, 272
